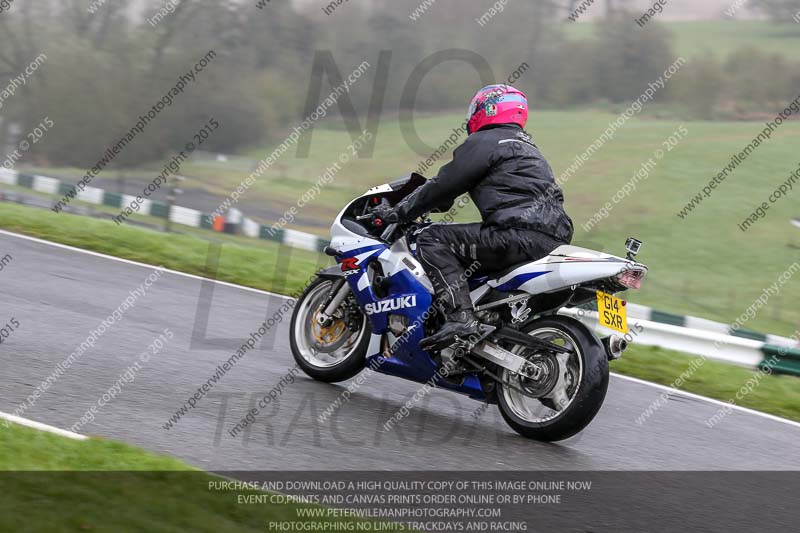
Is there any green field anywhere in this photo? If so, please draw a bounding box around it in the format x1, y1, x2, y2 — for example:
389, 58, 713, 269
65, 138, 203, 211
223, 110, 800, 337
562, 20, 800, 60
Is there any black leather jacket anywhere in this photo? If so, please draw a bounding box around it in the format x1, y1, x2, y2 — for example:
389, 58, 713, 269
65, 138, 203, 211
396, 124, 574, 243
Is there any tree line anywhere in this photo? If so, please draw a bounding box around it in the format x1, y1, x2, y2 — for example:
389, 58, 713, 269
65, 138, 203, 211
0, 0, 797, 170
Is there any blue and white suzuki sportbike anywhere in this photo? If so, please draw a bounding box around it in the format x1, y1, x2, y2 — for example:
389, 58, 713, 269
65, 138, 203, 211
290, 174, 648, 441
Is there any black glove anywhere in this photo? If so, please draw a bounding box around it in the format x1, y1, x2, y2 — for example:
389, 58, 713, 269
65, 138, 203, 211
372, 204, 400, 224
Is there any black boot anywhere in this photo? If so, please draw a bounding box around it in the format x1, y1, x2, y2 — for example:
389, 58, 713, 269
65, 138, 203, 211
420, 309, 480, 352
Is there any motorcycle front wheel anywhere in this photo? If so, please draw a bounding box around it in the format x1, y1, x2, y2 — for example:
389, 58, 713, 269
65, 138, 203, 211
290, 276, 370, 383
496, 316, 609, 441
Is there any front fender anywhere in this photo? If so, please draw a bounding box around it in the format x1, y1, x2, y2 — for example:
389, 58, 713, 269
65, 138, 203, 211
317, 265, 345, 280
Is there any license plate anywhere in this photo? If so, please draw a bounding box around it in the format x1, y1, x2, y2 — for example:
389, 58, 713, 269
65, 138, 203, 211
597, 291, 628, 334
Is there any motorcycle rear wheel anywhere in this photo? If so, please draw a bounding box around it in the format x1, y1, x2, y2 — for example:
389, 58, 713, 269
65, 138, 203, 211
496, 316, 608, 441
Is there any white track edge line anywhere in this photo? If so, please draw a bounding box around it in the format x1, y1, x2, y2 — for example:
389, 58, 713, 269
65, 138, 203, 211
0, 411, 88, 440
611, 373, 800, 430
0, 228, 293, 301
3, 229, 798, 431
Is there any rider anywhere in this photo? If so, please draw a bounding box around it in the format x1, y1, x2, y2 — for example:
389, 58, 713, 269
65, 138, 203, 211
375, 84, 574, 352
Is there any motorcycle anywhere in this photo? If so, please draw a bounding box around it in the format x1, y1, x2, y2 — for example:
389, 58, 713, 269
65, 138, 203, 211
290, 173, 648, 441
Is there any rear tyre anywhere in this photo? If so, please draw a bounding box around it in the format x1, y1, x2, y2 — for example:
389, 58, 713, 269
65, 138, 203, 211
290, 277, 370, 383
496, 316, 608, 441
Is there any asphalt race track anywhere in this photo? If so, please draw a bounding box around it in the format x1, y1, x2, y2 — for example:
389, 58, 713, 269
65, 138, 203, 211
1, 229, 799, 471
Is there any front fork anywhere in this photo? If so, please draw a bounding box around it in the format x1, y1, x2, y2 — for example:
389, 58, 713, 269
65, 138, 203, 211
315, 278, 350, 327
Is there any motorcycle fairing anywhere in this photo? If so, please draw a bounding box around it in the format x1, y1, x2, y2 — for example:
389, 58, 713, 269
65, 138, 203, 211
334, 233, 486, 399
487, 245, 633, 295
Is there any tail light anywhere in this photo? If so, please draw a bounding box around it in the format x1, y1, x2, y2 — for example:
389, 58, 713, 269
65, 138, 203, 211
616, 268, 646, 290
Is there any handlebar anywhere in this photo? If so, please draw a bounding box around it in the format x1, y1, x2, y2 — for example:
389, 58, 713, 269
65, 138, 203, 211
356, 197, 404, 243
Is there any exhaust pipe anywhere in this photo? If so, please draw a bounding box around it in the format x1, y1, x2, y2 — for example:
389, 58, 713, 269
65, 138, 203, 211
602, 335, 628, 360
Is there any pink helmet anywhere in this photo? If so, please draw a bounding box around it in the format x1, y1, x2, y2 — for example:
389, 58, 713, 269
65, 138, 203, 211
466, 84, 528, 135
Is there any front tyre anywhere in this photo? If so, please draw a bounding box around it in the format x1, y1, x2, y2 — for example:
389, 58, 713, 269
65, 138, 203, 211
497, 316, 609, 441
290, 277, 370, 383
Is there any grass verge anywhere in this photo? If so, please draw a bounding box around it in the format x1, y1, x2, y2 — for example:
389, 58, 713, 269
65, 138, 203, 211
0, 422, 399, 532
0, 202, 327, 296
612, 344, 800, 423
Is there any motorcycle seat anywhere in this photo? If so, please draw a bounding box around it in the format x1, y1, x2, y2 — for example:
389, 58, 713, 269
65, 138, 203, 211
479, 260, 534, 281
478, 245, 608, 281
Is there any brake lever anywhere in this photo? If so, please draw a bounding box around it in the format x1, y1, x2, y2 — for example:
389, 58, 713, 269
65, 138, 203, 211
380, 222, 399, 242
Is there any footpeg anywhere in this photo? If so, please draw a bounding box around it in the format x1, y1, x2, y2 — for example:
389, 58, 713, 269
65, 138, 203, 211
452, 324, 495, 351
